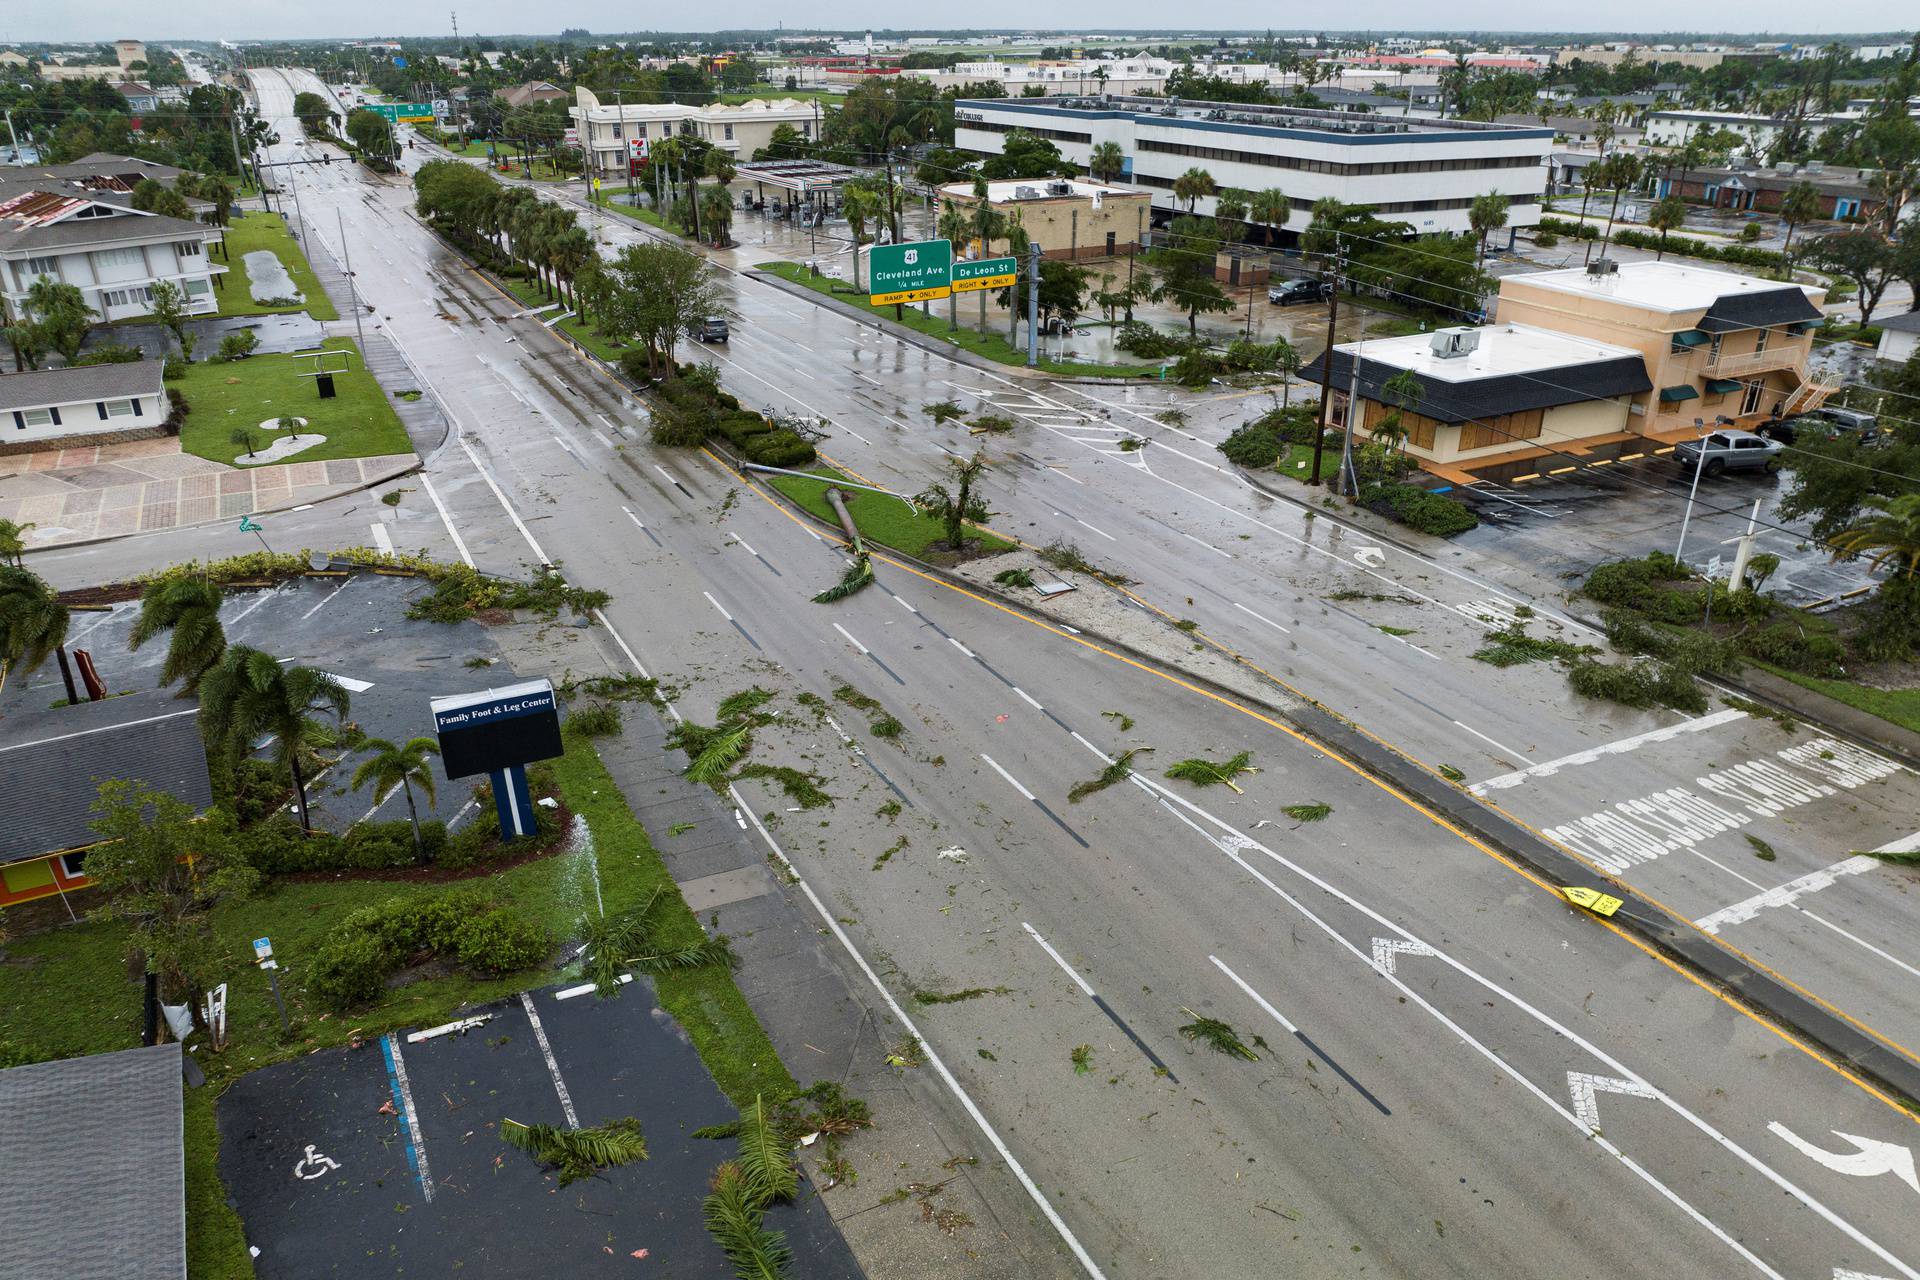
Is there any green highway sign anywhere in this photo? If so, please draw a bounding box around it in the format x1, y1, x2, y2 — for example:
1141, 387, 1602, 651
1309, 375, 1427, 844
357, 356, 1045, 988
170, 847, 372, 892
952, 255, 1019, 294
868, 238, 953, 306
366, 102, 434, 123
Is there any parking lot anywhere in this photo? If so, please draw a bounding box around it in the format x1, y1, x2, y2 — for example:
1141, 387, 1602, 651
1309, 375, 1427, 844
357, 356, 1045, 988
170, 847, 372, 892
218, 977, 858, 1277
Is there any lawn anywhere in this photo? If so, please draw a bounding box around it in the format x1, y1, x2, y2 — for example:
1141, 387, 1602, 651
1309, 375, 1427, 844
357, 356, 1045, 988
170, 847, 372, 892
0, 736, 792, 1277
594, 191, 674, 233
491, 272, 635, 365
215, 211, 339, 322
758, 261, 1162, 380
1758, 665, 1920, 736
176, 337, 414, 465
765, 461, 1015, 559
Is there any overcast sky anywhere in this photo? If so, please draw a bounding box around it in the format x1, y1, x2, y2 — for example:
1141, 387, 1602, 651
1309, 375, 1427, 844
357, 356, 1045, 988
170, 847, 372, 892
8, 2, 1906, 43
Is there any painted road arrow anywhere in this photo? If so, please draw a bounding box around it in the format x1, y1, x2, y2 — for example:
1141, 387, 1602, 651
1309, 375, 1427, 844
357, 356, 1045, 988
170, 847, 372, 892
1567, 1071, 1656, 1130
1771, 1122, 1920, 1196
1370, 937, 1436, 975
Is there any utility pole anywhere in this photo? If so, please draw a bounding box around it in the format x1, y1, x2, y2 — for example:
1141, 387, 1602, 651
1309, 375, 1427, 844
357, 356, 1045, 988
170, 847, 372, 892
1339, 320, 1366, 498
337, 208, 367, 353
1310, 243, 1345, 486
1027, 241, 1041, 367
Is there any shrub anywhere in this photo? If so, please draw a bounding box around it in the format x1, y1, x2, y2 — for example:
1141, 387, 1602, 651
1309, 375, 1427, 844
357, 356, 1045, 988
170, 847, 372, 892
1743, 619, 1846, 676
1535, 216, 1600, 241
163, 387, 189, 432
218, 329, 260, 361
304, 888, 549, 1011
230, 757, 289, 825
1368, 484, 1477, 537
1567, 658, 1708, 713
565, 702, 623, 737
75, 343, 144, 365
1851, 578, 1920, 664
742, 429, 816, 467
1601, 610, 1740, 676
1114, 322, 1203, 359
453, 908, 551, 973
1582, 553, 1699, 623
1218, 423, 1284, 468
716, 412, 774, 448
1532, 231, 1559, 247
1171, 350, 1224, 387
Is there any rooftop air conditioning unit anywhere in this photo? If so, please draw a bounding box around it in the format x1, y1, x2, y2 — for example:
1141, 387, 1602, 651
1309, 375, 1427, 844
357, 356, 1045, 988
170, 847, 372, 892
1046, 180, 1073, 196
1586, 256, 1620, 276
1806, 160, 1825, 174
1013, 185, 1042, 200
1429, 327, 1481, 360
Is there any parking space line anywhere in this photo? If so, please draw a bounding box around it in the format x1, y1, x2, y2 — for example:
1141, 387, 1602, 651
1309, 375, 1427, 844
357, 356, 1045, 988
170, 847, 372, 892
301, 577, 352, 621
370, 522, 394, 555
419, 474, 474, 567
379, 1034, 434, 1202
519, 992, 580, 1128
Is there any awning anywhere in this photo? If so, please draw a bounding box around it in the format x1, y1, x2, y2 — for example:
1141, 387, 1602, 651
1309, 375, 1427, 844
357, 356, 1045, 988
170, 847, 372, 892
1669, 330, 1709, 348
1705, 378, 1741, 394
1788, 318, 1825, 334
1660, 385, 1701, 403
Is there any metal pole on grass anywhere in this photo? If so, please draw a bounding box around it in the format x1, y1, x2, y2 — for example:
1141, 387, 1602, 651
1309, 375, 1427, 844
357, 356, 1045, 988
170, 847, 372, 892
1675, 417, 1711, 564
337, 208, 367, 352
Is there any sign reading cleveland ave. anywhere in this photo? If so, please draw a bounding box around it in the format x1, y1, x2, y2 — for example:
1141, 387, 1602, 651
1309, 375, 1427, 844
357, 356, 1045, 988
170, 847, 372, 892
867, 238, 954, 306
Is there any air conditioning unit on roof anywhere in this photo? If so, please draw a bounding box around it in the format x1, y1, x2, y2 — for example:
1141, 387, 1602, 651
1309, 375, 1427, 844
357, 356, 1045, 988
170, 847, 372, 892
1429, 327, 1481, 360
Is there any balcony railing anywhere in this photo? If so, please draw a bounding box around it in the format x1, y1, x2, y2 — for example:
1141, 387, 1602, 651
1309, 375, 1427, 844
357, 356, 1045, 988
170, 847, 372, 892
1705, 348, 1803, 378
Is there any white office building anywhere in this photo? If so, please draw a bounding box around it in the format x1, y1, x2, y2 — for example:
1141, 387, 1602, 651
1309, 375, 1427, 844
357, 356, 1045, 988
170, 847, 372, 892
954, 95, 1552, 237
571, 87, 823, 181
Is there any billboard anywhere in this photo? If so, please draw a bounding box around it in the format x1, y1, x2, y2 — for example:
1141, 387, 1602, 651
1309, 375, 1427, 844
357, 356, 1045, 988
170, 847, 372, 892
430, 678, 563, 780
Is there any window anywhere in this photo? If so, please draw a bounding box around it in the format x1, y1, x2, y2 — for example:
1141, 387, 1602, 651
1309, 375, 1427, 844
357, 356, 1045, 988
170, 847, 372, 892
184, 279, 209, 296
1754, 327, 1768, 353
101, 399, 138, 419
723, 124, 734, 141
23, 255, 59, 280
612, 123, 623, 139
18, 407, 56, 428
93, 246, 145, 272
1734, 437, 1767, 450
635, 123, 647, 139
176, 240, 202, 258
1708, 334, 1723, 362
59, 850, 90, 879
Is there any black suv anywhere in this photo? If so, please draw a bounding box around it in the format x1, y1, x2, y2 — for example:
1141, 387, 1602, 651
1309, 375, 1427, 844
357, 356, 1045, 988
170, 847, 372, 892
1268, 277, 1332, 306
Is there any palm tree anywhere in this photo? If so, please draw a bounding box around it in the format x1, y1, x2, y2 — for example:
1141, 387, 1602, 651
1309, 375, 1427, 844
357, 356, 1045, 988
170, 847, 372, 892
1647, 195, 1688, 260
1594, 153, 1639, 258
1776, 181, 1823, 271
1829, 494, 1920, 580
200, 645, 350, 832
0, 518, 32, 567
128, 577, 227, 694
1469, 191, 1510, 265
0, 565, 75, 706
1088, 141, 1126, 184
966, 176, 1008, 329
1172, 166, 1216, 213
842, 184, 883, 292
1213, 188, 1250, 227
352, 737, 442, 861
1247, 188, 1290, 248
937, 199, 971, 331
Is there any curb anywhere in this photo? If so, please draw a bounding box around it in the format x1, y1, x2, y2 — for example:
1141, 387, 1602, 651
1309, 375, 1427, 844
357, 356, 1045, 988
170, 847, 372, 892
728, 446, 1920, 1106
747, 268, 1158, 386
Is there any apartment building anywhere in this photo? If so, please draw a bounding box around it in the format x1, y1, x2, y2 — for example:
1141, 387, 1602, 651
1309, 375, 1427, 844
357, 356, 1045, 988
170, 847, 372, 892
1496, 259, 1827, 434
953, 95, 1552, 237
0, 187, 224, 325
571, 87, 822, 179
937, 178, 1151, 259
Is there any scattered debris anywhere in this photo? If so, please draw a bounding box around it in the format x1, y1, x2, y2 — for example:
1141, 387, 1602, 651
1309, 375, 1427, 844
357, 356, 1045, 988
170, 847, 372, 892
1745, 834, 1778, 862
1281, 801, 1332, 823
936, 845, 969, 865
500, 1116, 647, 1186
1068, 747, 1150, 803
912, 987, 1010, 1006
885, 1035, 925, 1069
1071, 1044, 1093, 1075
1178, 1008, 1260, 1061
1165, 752, 1258, 794
1101, 710, 1135, 732
1437, 764, 1466, 783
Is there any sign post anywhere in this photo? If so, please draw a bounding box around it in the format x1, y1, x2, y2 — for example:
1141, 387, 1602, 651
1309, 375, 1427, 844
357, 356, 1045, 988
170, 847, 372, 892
253, 936, 289, 1036
431, 679, 564, 839
867, 238, 953, 307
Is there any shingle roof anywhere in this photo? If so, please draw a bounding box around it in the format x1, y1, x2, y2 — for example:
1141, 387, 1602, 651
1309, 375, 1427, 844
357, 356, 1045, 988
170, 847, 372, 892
1306, 349, 1652, 424
0, 1043, 185, 1280
0, 359, 165, 415
0, 205, 213, 254
1875, 310, 1920, 334
1697, 286, 1823, 334
0, 693, 211, 862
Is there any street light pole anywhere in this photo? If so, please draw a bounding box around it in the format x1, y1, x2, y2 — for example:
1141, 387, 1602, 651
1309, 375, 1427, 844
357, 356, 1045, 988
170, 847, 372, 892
336, 208, 367, 353
1674, 416, 1714, 564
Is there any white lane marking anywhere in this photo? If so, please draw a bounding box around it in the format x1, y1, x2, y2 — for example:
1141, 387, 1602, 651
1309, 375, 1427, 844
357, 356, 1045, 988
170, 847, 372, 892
591, 608, 652, 681
1013, 687, 1044, 712
1057, 512, 1116, 541
407, 1014, 491, 1043
1770, 1123, 1920, 1196
1473, 709, 1749, 793
1568, 1071, 1657, 1131
728, 785, 1107, 1280
1181, 532, 1233, 559
1354, 546, 1385, 568
948, 637, 976, 659
519, 992, 580, 1128
832, 622, 869, 655
1369, 937, 1436, 975
980, 754, 1036, 802
1875, 831, 1920, 856
447, 799, 479, 831
1140, 773, 1914, 1280
369, 522, 394, 554
1453, 719, 1527, 762
1023, 922, 1097, 997
383, 1034, 433, 1203
697, 343, 870, 444
457, 435, 550, 563
1231, 601, 1291, 634
653, 463, 680, 488
853, 371, 882, 386
419, 474, 473, 567
67, 607, 123, 644
730, 533, 759, 557
1695, 857, 1879, 934
1209, 954, 1299, 1034
703, 591, 735, 623
892, 594, 918, 615
623, 506, 647, 529
301, 578, 351, 621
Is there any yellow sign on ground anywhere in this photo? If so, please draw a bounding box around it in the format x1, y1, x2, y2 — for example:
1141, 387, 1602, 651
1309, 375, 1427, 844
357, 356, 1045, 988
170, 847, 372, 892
1563, 886, 1625, 917
868, 284, 952, 306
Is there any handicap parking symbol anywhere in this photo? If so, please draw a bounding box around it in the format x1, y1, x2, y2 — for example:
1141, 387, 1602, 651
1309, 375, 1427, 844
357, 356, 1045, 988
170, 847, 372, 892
294, 1144, 342, 1181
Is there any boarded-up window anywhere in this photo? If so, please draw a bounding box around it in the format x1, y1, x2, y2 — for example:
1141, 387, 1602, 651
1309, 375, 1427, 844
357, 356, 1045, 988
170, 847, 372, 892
1458, 409, 1544, 452
1361, 400, 1439, 450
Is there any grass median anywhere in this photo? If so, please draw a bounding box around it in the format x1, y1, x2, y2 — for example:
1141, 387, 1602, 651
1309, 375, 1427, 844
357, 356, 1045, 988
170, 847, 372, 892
176, 336, 413, 466
757, 260, 1162, 380
763, 461, 1015, 559
1755, 664, 1920, 735
490, 273, 635, 364
217, 210, 339, 322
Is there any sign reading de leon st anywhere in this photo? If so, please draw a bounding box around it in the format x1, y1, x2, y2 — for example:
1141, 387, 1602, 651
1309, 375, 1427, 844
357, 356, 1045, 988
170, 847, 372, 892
951, 256, 1019, 294
867, 238, 953, 307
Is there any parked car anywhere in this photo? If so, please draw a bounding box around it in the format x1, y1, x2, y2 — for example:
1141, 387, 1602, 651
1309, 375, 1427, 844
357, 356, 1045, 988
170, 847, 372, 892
1268, 277, 1332, 306
1758, 405, 1880, 447
692, 316, 729, 343
1673, 429, 1783, 477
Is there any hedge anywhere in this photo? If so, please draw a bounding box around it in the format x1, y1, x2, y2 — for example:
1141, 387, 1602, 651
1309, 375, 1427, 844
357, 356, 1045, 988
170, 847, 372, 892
304, 888, 550, 1011
1366, 483, 1479, 537
1535, 216, 1788, 271
741, 428, 817, 467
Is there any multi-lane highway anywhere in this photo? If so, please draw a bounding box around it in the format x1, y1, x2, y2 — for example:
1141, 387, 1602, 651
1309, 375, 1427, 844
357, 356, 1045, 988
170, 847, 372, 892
38, 66, 1920, 1279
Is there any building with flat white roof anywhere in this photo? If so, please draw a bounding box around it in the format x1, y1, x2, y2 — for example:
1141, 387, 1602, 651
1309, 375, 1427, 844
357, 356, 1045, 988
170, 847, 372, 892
938, 177, 1151, 259
570, 87, 823, 180
1497, 259, 1828, 435
953, 95, 1551, 237
1313, 323, 1652, 467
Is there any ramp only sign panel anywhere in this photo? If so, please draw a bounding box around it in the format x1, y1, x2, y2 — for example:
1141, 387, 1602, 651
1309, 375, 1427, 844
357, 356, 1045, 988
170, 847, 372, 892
868, 238, 952, 306
430, 678, 563, 779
